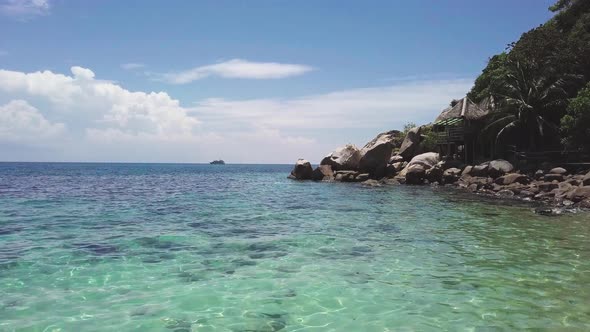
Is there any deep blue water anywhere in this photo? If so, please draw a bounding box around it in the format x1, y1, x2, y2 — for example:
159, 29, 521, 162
1, 162, 589, 331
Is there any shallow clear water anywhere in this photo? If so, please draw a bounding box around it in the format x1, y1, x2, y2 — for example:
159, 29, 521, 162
1, 163, 589, 331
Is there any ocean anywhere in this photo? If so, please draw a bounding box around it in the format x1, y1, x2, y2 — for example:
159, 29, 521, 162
1, 162, 589, 331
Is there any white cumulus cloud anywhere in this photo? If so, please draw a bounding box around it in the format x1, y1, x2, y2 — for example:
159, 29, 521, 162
0, 66, 200, 141
0, 65, 472, 163
0, 100, 65, 142
162, 59, 314, 84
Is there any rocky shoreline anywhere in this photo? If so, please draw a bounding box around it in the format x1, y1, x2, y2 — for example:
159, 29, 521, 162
288, 130, 590, 214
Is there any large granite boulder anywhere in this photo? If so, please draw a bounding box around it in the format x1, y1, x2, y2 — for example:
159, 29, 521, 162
359, 131, 400, 176
312, 165, 334, 181
289, 159, 313, 180
405, 164, 427, 184
398, 126, 422, 161
320, 144, 361, 171
407, 152, 440, 169
402, 152, 440, 184
488, 159, 514, 178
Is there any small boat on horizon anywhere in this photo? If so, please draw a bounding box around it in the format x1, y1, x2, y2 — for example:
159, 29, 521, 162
210, 160, 225, 165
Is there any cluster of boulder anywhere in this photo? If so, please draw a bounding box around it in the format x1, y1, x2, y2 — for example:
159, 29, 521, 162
289, 127, 590, 211
454, 163, 590, 209
289, 128, 425, 182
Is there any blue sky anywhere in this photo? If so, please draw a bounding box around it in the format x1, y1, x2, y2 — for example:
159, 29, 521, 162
0, 0, 555, 163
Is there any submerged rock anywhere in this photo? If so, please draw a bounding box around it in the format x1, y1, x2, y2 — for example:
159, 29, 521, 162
361, 179, 381, 187
534, 207, 559, 216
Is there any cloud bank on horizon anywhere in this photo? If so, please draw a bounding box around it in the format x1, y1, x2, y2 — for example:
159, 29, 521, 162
0, 65, 472, 163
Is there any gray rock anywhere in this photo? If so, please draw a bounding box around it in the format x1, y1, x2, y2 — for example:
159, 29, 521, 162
495, 173, 530, 185
534, 170, 545, 180
568, 186, 590, 202
405, 164, 426, 185
407, 152, 440, 169
359, 131, 400, 176
496, 189, 515, 197
380, 178, 401, 185
471, 163, 489, 177
334, 171, 359, 182
312, 165, 334, 181
398, 126, 422, 161
442, 167, 462, 184
583, 171, 590, 186
389, 155, 404, 163
538, 182, 558, 192
392, 162, 404, 172
579, 199, 590, 209
401, 152, 440, 184
356, 173, 370, 182
320, 144, 361, 171
426, 166, 443, 183
488, 159, 514, 178
461, 165, 473, 177
289, 159, 313, 180
543, 174, 564, 182
550, 167, 567, 175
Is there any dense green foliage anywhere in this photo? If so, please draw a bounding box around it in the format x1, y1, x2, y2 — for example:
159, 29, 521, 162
468, 0, 590, 153
561, 82, 590, 150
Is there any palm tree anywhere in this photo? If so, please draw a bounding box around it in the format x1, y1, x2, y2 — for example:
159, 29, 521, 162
481, 60, 570, 152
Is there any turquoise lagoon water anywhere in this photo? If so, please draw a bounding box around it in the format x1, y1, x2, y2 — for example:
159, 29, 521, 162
1, 163, 589, 331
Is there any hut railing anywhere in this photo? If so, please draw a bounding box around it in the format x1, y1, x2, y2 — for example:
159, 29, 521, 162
434, 126, 465, 144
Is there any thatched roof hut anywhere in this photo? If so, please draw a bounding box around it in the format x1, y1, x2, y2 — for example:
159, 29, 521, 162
432, 96, 493, 163
435, 97, 489, 123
